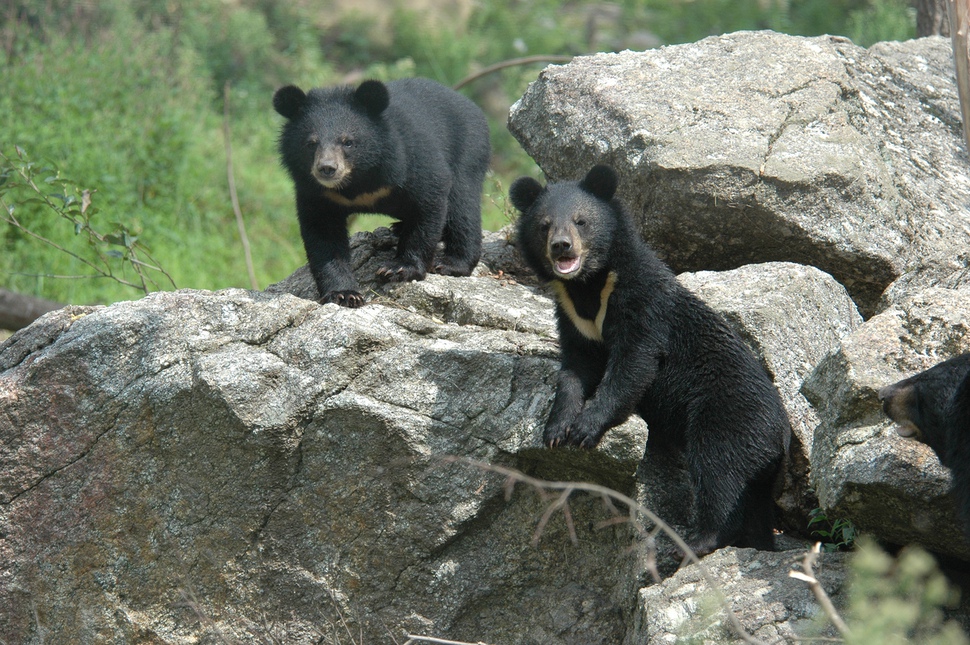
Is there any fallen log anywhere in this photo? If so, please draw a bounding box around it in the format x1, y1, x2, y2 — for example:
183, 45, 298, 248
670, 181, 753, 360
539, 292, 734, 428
0, 288, 63, 331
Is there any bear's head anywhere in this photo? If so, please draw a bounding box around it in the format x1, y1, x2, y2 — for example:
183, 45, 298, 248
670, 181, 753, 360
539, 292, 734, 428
878, 353, 970, 460
510, 165, 619, 282
273, 80, 390, 190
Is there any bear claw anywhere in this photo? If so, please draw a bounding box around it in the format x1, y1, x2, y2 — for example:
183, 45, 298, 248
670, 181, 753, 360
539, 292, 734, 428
320, 290, 365, 308
377, 261, 425, 283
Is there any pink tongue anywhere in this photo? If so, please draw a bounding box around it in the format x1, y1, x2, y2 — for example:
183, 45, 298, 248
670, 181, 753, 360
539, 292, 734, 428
556, 257, 580, 274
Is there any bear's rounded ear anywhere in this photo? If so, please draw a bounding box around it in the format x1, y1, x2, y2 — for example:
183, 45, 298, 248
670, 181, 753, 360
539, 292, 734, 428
354, 80, 391, 117
273, 85, 307, 120
509, 177, 544, 213
580, 165, 619, 201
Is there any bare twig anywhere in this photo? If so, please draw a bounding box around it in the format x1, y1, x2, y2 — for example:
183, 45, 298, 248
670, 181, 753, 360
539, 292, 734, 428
222, 81, 259, 290
404, 635, 492, 645
533, 487, 577, 545
789, 542, 851, 638
177, 587, 235, 645
452, 55, 573, 90
448, 457, 768, 645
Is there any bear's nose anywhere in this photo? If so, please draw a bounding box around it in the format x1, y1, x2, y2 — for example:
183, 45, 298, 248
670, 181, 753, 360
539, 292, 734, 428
877, 384, 894, 403
550, 238, 572, 255
317, 164, 337, 178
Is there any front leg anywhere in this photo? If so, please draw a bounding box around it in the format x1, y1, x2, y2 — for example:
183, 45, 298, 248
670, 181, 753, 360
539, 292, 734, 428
545, 325, 605, 447
544, 368, 586, 447
298, 196, 363, 307
568, 340, 661, 449
377, 191, 448, 283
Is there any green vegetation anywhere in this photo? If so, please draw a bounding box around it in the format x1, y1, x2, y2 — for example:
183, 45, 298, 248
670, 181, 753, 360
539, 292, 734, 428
1, 0, 916, 306
0, 148, 175, 296
809, 506, 859, 551
839, 538, 969, 645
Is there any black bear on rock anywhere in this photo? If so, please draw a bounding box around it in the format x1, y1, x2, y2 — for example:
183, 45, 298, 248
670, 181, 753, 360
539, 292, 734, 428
273, 78, 490, 307
509, 165, 792, 555
879, 353, 970, 540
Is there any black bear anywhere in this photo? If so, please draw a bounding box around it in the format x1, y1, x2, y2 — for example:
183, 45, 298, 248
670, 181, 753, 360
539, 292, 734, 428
509, 165, 792, 555
879, 353, 970, 540
273, 78, 490, 307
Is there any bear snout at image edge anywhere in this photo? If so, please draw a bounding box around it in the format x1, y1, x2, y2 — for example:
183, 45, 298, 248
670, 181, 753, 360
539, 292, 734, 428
880, 353, 970, 541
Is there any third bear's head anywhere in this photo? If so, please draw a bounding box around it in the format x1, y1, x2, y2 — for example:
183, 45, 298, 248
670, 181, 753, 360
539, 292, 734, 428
509, 165, 620, 282
273, 80, 391, 190
878, 354, 970, 463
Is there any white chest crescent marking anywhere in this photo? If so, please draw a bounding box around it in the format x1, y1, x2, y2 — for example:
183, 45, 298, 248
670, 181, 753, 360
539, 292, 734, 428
323, 186, 392, 209
551, 271, 617, 342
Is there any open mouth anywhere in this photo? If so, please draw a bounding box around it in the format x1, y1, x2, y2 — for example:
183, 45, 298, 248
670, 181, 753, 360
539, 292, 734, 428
553, 255, 582, 277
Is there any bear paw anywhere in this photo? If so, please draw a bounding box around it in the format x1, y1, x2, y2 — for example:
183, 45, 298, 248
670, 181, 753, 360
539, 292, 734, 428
320, 290, 365, 308
679, 535, 720, 559
564, 414, 605, 449
543, 419, 602, 449
543, 420, 572, 448
567, 427, 602, 450
433, 259, 475, 277
377, 260, 426, 283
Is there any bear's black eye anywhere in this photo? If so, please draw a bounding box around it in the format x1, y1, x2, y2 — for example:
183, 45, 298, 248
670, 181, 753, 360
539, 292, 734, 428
342, 138, 355, 148
539, 219, 551, 231
575, 218, 588, 227
306, 136, 318, 149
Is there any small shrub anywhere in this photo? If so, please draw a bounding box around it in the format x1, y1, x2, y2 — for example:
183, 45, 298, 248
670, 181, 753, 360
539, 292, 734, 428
0, 147, 175, 295
809, 507, 858, 551
842, 538, 969, 645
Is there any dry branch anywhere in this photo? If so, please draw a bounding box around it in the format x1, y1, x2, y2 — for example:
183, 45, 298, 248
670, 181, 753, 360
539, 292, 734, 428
452, 56, 573, 90
789, 542, 851, 638
404, 636, 492, 645
450, 457, 769, 645
223, 81, 259, 291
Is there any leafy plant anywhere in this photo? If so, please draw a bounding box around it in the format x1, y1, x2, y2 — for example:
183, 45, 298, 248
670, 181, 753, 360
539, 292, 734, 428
0, 147, 175, 294
847, 0, 916, 46
809, 507, 858, 551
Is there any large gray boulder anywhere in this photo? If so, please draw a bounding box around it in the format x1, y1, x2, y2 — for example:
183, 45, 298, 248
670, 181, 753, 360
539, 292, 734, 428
509, 32, 969, 316
0, 284, 650, 644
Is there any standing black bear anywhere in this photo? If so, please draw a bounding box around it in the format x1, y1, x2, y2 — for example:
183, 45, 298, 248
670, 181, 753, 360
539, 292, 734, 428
273, 78, 490, 307
509, 165, 792, 555
879, 353, 970, 540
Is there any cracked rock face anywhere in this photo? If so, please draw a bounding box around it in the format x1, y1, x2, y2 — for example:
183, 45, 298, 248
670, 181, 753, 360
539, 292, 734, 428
509, 32, 969, 316
0, 284, 651, 644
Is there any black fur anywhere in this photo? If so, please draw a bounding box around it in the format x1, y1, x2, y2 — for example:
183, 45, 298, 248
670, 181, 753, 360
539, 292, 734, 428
879, 353, 970, 540
511, 165, 792, 555
274, 78, 490, 307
